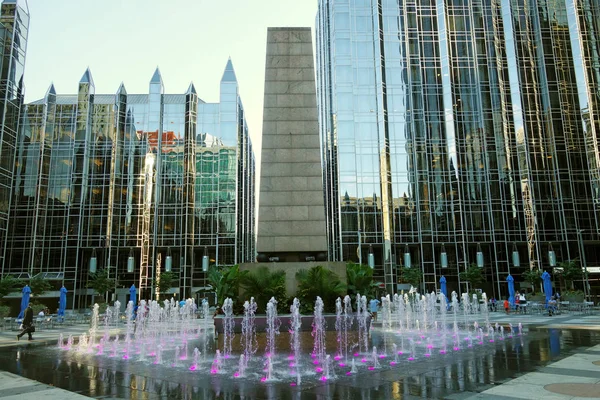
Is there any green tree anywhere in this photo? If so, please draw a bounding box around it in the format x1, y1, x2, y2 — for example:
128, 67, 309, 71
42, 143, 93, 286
240, 266, 286, 311
521, 269, 542, 290
296, 265, 345, 313
87, 269, 116, 301
346, 262, 377, 298
208, 264, 247, 306
0, 276, 22, 298
398, 267, 422, 288
153, 271, 176, 298
29, 276, 52, 297
555, 259, 585, 290
459, 265, 484, 288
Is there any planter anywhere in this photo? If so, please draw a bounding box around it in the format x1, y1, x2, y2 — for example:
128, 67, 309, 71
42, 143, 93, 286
563, 294, 584, 303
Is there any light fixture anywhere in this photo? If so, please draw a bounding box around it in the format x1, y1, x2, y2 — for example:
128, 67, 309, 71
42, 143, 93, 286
202, 246, 209, 272
440, 244, 448, 269
512, 243, 520, 267
89, 248, 97, 273
368, 244, 374, 269
548, 243, 556, 267
165, 248, 172, 272
404, 244, 411, 268
476, 243, 484, 268
127, 249, 135, 273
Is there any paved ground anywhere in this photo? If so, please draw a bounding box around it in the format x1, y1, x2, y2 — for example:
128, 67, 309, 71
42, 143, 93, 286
0, 311, 598, 399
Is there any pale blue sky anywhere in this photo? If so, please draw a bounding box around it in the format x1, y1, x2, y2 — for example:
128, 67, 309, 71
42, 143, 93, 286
23, 0, 318, 149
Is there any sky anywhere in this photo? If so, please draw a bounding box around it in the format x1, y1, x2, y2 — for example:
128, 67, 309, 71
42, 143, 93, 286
22, 0, 319, 154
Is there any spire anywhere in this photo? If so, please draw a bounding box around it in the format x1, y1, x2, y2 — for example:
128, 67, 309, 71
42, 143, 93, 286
45, 83, 56, 98
150, 67, 163, 85
79, 67, 94, 86
116, 82, 127, 96
186, 82, 196, 95
221, 58, 237, 82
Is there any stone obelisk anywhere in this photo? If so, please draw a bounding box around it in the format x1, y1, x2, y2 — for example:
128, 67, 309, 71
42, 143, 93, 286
256, 27, 327, 262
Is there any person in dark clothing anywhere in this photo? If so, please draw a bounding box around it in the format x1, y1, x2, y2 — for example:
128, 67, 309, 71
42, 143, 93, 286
17, 305, 34, 341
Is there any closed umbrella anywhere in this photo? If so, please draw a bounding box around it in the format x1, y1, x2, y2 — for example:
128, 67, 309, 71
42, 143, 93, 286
507, 275, 515, 307
17, 285, 31, 319
58, 286, 67, 317
440, 276, 448, 301
129, 284, 137, 304
542, 270, 552, 304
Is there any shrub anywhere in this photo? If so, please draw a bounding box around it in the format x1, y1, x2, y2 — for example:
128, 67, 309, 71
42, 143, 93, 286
346, 262, 377, 299
240, 266, 286, 312
295, 266, 345, 313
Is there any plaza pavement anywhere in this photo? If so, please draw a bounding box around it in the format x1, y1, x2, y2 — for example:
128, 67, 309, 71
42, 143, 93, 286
0, 311, 598, 399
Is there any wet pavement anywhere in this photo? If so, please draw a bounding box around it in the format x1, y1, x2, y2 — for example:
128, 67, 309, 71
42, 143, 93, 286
0, 326, 598, 399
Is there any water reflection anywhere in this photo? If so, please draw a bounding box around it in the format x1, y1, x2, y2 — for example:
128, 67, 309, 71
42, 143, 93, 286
0, 329, 598, 399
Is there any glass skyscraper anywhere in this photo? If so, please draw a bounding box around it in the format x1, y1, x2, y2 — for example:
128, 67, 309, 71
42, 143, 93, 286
0, 0, 28, 273
316, 0, 600, 298
4, 60, 255, 305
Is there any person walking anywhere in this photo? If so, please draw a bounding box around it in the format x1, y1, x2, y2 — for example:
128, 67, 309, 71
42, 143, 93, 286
504, 298, 510, 314
17, 304, 35, 341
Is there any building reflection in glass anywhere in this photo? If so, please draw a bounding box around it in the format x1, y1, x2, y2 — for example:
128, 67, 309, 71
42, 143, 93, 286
316, 0, 600, 297
5, 60, 255, 305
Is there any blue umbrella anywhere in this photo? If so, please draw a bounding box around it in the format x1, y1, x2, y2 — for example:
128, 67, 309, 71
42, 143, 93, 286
58, 286, 67, 317
17, 285, 31, 319
507, 275, 515, 307
129, 284, 137, 304
542, 270, 552, 304
439, 276, 448, 301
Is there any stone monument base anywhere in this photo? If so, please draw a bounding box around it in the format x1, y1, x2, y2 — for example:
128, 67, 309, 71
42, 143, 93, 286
239, 261, 346, 297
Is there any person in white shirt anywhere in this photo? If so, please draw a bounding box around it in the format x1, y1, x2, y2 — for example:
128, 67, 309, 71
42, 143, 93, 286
37, 310, 45, 317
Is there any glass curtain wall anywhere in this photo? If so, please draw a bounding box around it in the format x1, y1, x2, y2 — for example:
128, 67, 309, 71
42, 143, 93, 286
6, 61, 255, 307
316, 0, 600, 299
0, 0, 28, 272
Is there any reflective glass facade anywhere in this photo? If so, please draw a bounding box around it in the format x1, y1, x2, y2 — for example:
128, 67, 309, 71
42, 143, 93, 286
4, 61, 255, 304
316, 0, 600, 297
0, 0, 28, 271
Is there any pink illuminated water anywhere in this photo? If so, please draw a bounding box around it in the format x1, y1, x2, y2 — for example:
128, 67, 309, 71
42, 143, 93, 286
122, 355, 129, 359
440, 350, 447, 354
339, 363, 346, 367
189, 365, 196, 371
453, 347, 459, 351
368, 366, 375, 370
211, 369, 218, 374
290, 383, 297, 386
316, 367, 323, 373
334, 355, 342, 360
354, 353, 359, 357
425, 354, 431, 358
361, 358, 367, 363
378, 355, 385, 359
346, 371, 352, 376
260, 377, 267, 382
408, 357, 415, 361
234, 372, 240, 377
390, 361, 397, 366
320, 376, 327, 381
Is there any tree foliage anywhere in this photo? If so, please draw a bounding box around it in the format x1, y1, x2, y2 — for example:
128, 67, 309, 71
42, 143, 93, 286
521, 269, 542, 288
29, 277, 52, 296
240, 266, 286, 312
296, 265, 345, 313
459, 265, 484, 288
154, 271, 176, 296
208, 264, 247, 306
555, 259, 585, 290
87, 269, 116, 295
0, 276, 23, 298
346, 262, 377, 298
398, 267, 422, 288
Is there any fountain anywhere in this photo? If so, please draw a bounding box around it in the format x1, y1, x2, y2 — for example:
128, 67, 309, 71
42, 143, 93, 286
55, 285, 519, 387
312, 296, 326, 365
222, 298, 235, 358
265, 297, 280, 359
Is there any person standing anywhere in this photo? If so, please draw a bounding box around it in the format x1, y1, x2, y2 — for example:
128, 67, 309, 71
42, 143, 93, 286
369, 298, 380, 322
17, 305, 34, 341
